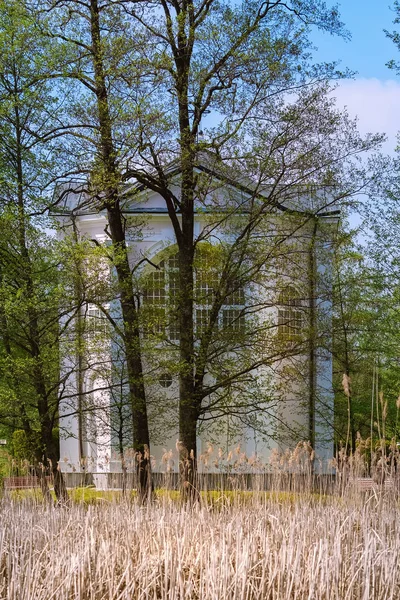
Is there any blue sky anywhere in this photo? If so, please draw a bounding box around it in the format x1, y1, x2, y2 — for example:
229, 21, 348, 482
312, 1, 395, 79
311, 1, 400, 153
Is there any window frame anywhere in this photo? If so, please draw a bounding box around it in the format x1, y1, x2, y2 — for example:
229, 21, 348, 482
142, 249, 246, 341
277, 286, 305, 341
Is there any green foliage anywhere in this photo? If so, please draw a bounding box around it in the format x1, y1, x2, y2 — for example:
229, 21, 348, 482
0, 447, 10, 483
331, 217, 400, 450
11, 430, 41, 463
0, 0, 390, 480
0, 0, 81, 501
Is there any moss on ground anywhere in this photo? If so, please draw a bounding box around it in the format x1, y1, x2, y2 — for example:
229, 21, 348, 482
1, 486, 334, 506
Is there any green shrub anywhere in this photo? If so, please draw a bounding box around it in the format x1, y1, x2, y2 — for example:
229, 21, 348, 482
11, 430, 41, 462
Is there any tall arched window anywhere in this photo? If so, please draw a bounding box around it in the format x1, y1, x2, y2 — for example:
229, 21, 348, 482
277, 286, 304, 339
142, 249, 245, 341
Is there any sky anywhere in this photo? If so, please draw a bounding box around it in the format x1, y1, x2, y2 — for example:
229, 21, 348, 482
311, 1, 400, 154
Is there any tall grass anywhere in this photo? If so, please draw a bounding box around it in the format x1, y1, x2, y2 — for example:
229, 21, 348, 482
1, 441, 400, 598
1, 479, 400, 598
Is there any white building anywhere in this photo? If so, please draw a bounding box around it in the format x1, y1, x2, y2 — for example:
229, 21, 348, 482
54, 161, 339, 487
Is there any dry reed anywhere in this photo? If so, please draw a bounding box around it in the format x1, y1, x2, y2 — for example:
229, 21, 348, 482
1, 483, 400, 599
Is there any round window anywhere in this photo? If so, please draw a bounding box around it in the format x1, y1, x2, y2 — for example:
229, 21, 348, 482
159, 373, 173, 388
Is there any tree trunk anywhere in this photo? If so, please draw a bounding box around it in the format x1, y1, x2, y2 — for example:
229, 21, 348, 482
71, 218, 86, 469
178, 407, 199, 501
169, 26, 201, 497
47, 433, 69, 503
89, 0, 152, 501
14, 102, 68, 504
308, 220, 317, 450
177, 143, 200, 498
177, 233, 199, 499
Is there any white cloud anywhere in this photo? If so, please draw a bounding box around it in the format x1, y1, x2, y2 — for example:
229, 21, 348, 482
331, 78, 400, 155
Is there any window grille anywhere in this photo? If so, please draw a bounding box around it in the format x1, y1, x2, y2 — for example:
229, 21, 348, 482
277, 287, 304, 339
196, 308, 212, 335
142, 269, 166, 335
195, 253, 218, 305
222, 308, 245, 332
87, 306, 108, 336
143, 270, 166, 305
159, 373, 173, 388
142, 249, 245, 341
226, 287, 245, 306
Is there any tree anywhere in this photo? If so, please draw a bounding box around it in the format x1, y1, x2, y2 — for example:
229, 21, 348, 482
0, 1, 67, 501
36, 0, 386, 494
104, 0, 384, 493
0, 0, 95, 502
20, 0, 384, 499
326, 199, 400, 455
36, 0, 154, 500
330, 227, 380, 451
